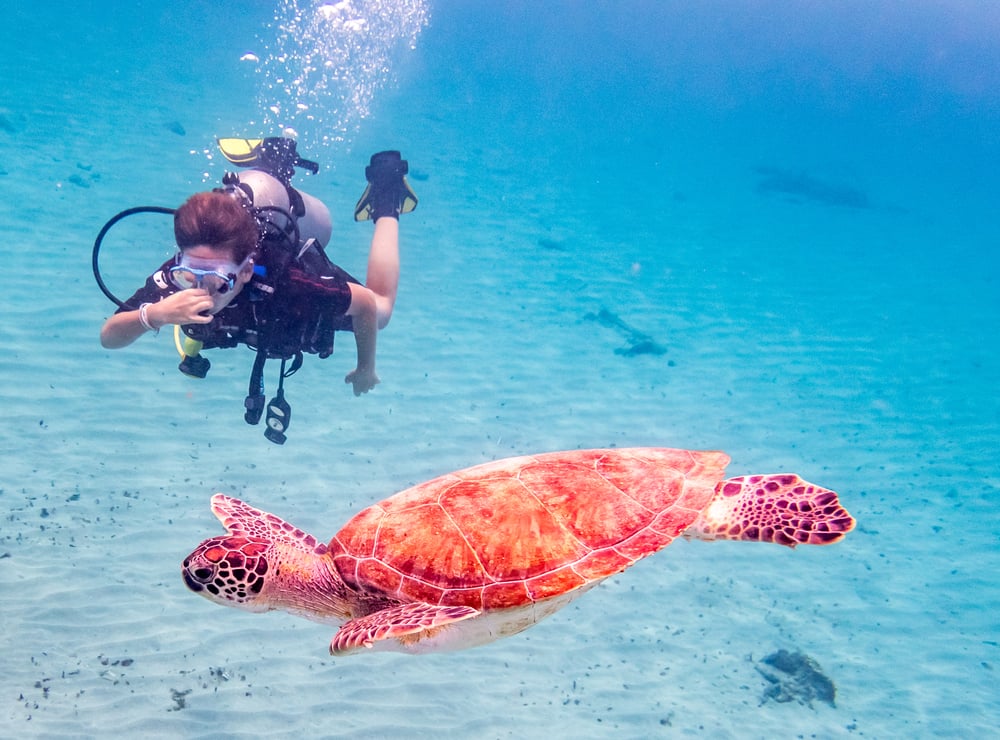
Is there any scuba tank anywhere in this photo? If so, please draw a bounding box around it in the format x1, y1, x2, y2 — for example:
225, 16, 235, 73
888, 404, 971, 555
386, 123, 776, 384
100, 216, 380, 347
227, 169, 332, 250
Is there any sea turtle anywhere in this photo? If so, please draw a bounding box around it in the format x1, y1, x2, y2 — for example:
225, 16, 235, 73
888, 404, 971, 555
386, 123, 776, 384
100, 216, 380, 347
182, 448, 854, 656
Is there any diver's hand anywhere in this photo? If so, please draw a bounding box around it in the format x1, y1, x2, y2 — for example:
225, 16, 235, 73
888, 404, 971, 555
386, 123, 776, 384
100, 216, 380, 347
345, 366, 380, 396
149, 289, 216, 326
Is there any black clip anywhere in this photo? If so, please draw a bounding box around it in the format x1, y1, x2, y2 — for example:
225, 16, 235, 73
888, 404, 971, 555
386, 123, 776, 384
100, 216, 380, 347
245, 393, 265, 425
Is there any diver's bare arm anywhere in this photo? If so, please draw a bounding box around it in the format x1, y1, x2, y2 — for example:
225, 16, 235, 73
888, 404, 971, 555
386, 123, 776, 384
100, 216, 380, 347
344, 282, 380, 394
100, 310, 154, 349
99, 291, 214, 349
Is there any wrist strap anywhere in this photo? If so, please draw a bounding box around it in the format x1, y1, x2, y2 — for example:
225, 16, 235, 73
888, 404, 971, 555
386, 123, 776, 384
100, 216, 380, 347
138, 303, 159, 334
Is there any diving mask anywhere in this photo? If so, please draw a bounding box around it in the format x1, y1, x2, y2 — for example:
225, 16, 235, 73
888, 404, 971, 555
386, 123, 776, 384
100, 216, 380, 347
169, 253, 252, 295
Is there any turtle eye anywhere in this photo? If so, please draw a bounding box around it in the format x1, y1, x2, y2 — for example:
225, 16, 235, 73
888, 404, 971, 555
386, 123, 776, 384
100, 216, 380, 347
182, 559, 217, 592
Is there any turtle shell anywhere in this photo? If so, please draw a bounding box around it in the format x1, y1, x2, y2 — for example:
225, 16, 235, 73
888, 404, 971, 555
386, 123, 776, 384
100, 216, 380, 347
328, 448, 730, 611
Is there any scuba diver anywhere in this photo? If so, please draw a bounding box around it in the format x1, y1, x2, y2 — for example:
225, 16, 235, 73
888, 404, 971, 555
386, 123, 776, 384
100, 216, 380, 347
97, 137, 418, 443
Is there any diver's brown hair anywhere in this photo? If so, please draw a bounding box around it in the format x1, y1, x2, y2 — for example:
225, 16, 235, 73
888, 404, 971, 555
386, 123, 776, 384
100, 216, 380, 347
174, 192, 258, 261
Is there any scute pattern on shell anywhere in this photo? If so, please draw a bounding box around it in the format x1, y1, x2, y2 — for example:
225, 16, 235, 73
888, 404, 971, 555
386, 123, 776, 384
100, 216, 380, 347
328, 448, 730, 611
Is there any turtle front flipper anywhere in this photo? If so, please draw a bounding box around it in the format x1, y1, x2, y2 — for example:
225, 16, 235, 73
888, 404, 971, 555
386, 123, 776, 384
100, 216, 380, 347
210, 494, 326, 554
330, 603, 480, 655
684, 474, 856, 548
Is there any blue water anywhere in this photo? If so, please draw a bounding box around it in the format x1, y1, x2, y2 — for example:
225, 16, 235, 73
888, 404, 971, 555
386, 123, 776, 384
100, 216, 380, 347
2, 1, 998, 736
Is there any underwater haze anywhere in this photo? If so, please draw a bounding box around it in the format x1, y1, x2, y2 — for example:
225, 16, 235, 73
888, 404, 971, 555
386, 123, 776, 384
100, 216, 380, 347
1, 0, 998, 737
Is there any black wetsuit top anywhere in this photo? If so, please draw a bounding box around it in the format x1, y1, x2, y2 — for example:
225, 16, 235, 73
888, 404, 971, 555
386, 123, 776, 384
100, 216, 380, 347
118, 257, 358, 360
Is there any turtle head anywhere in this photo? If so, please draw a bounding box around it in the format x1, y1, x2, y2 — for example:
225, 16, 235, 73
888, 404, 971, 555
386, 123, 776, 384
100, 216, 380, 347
183, 494, 331, 615
182, 536, 272, 612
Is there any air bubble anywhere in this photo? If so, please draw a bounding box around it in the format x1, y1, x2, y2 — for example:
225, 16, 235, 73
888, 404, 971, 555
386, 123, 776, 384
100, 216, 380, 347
253, 0, 430, 151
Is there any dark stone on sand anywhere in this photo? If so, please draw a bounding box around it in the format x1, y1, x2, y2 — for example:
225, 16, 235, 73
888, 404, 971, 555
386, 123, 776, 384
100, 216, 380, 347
757, 649, 837, 707
754, 165, 870, 209
614, 339, 667, 357
585, 307, 668, 359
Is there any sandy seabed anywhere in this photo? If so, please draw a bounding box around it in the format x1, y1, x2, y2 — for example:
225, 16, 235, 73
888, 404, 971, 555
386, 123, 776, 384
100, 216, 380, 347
2, 2, 998, 737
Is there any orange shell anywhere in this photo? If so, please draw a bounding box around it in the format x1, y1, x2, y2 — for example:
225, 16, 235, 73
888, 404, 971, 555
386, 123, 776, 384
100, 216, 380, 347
329, 448, 729, 611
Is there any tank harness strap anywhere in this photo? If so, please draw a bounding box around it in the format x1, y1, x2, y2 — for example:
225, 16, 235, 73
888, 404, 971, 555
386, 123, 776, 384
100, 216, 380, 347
286, 186, 305, 218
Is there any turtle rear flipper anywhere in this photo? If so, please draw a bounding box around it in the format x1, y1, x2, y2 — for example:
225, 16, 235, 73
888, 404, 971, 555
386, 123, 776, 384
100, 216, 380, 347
683, 474, 856, 547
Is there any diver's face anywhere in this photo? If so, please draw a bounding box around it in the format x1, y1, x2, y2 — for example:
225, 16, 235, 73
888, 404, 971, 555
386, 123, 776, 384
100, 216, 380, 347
176, 245, 254, 314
